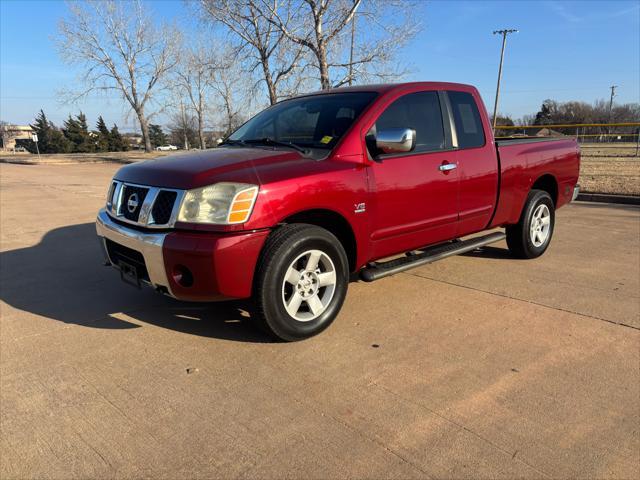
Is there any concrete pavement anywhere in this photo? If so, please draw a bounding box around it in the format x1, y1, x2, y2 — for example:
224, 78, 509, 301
1, 163, 638, 479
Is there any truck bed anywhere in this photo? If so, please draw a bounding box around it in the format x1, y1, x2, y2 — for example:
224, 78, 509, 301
490, 136, 580, 228
495, 136, 573, 146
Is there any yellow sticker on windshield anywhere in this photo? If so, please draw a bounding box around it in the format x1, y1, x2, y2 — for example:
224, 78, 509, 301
320, 135, 333, 144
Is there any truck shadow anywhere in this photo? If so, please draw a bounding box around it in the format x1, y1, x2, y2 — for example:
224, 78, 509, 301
0, 223, 273, 343
461, 246, 514, 260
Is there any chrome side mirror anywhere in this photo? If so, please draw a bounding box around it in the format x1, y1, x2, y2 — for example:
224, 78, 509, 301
375, 128, 416, 154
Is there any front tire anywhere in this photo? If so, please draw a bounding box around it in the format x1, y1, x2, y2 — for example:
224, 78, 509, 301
506, 189, 555, 259
254, 224, 349, 341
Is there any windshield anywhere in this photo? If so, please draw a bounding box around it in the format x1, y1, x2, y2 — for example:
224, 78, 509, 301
228, 92, 377, 151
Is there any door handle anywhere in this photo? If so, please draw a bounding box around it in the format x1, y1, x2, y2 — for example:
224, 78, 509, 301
439, 163, 457, 172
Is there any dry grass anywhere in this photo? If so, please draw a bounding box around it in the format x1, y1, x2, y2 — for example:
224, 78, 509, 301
579, 143, 640, 196
0, 150, 170, 165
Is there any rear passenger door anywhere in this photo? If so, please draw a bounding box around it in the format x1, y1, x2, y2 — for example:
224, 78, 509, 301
367, 91, 460, 260
446, 90, 499, 236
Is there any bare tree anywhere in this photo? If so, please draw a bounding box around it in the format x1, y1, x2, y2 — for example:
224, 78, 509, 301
174, 45, 216, 149
199, 0, 307, 104
57, 1, 180, 152
262, 0, 418, 89
342, 0, 419, 85
168, 101, 198, 150
519, 114, 536, 126
211, 55, 254, 137
0, 121, 12, 151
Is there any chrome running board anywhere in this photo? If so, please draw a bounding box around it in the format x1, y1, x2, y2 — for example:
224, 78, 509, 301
360, 232, 506, 282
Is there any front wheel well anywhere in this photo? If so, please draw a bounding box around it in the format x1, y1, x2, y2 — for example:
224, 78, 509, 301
280, 209, 357, 272
531, 174, 558, 206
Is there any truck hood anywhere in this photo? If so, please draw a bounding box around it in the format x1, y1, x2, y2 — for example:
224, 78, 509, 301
114, 147, 307, 189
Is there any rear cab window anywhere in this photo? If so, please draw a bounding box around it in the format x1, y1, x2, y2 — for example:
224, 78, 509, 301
447, 91, 485, 149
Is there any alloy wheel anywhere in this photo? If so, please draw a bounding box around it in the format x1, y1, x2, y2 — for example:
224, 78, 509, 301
530, 204, 551, 247
281, 249, 337, 322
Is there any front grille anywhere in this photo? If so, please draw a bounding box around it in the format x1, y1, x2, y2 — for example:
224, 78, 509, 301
152, 191, 177, 224
121, 185, 149, 222
105, 239, 150, 282
110, 181, 182, 227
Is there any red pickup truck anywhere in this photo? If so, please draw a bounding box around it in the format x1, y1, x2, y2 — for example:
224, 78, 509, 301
97, 82, 580, 340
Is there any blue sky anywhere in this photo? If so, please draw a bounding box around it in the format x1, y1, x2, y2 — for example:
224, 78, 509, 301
1, 0, 639, 131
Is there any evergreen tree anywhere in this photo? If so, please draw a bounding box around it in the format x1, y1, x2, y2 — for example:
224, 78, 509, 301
63, 112, 94, 152
109, 124, 128, 152
95, 116, 110, 152
148, 124, 167, 147
534, 100, 557, 125
29, 110, 52, 153
48, 129, 73, 153
29, 110, 72, 153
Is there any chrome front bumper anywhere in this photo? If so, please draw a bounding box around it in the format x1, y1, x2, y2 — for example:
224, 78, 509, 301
96, 209, 172, 294
572, 184, 580, 202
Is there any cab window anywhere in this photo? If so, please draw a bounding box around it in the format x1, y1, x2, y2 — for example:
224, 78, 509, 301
371, 91, 446, 154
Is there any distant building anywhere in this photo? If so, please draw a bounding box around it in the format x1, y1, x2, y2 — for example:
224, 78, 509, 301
1, 125, 34, 150
534, 128, 564, 137
123, 133, 143, 149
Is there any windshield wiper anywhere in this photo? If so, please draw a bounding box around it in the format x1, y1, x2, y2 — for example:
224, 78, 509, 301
244, 137, 307, 154
219, 139, 249, 147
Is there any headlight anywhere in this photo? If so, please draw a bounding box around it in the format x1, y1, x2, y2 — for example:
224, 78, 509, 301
177, 182, 259, 224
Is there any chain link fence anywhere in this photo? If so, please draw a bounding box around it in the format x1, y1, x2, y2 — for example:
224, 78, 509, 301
497, 122, 640, 157
496, 123, 640, 196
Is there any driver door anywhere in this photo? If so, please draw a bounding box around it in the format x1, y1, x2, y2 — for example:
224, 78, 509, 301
366, 90, 459, 260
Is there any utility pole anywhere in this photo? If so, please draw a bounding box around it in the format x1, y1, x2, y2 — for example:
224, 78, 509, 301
492, 29, 518, 132
608, 85, 618, 142
609, 85, 618, 123
608, 85, 618, 119
348, 0, 357, 86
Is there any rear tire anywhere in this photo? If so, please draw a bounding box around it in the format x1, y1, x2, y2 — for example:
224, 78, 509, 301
254, 224, 349, 341
506, 189, 555, 259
